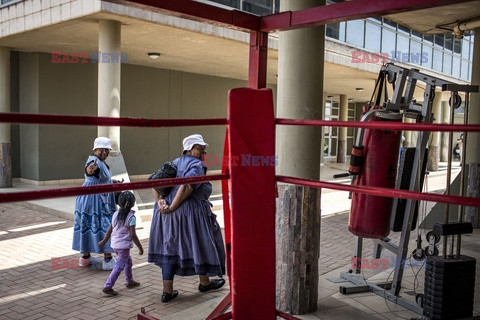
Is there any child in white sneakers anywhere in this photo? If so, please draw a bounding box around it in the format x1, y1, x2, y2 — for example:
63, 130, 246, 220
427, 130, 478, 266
99, 191, 144, 296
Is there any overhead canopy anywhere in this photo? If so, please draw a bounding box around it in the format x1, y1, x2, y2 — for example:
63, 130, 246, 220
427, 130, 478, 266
385, 0, 480, 34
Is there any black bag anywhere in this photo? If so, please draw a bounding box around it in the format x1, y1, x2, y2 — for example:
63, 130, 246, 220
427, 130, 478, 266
148, 161, 177, 196
113, 178, 124, 205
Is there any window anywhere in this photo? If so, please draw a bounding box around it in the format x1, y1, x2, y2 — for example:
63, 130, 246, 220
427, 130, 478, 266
462, 39, 470, 59
274, 0, 279, 13
382, 28, 396, 54
346, 20, 365, 48
412, 30, 422, 40
444, 34, 453, 52
422, 44, 433, 68
433, 49, 443, 71
434, 34, 444, 47
209, 0, 240, 9
424, 35, 434, 44
410, 40, 422, 65
461, 61, 470, 81
398, 24, 410, 35
383, 18, 397, 29
453, 39, 462, 55
397, 34, 409, 57
326, 23, 341, 40
452, 56, 461, 78
469, 39, 474, 60
365, 21, 381, 52
326, 22, 346, 41
443, 53, 452, 75
242, 0, 273, 15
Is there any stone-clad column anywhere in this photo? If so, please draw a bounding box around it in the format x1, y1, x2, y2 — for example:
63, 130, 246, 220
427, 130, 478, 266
276, 0, 325, 314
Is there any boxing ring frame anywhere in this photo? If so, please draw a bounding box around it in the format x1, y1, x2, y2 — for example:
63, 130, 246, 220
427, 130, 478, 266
1, 0, 480, 319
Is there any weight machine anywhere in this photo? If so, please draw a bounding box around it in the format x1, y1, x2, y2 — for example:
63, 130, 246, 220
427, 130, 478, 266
336, 63, 478, 315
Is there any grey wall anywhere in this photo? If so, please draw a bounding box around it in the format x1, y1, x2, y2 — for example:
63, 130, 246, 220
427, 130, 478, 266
19, 53, 40, 180
38, 52, 98, 181
14, 52, 277, 181
119, 65, 246, 174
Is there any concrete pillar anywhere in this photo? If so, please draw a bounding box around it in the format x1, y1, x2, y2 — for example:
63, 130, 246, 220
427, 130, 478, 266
276, 0, 325, 315
427, 92, 442, 171
276, 2, 324, 179
98, 20, 121, 151
96, 20, 142, 214
0, 47, 12, 188
337, 94, 348, 163
440, 100, 450, 162
465, 28, 480, 227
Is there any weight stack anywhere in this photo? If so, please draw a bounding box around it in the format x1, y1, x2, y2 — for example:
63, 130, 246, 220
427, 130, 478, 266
423, 255, 476, 320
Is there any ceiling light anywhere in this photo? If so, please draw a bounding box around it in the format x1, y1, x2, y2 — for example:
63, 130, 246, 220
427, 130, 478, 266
147, 52, 161, 59
327, 95, 333, 99
356, 88, 364, 92
348, 99, 354, 102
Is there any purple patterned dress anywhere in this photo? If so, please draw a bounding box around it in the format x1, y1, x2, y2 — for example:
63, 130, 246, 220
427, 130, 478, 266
148, 155, 226, 277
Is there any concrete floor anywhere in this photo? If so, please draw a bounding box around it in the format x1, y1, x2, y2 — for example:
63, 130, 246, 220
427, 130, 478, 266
1, 161, 478, 320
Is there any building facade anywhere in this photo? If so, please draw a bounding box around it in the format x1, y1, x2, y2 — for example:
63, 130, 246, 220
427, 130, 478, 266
0, 0, 475, 183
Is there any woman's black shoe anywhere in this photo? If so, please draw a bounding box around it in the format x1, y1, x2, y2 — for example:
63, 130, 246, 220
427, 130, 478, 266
198, 279, 226, 293
161, 290, 178, 303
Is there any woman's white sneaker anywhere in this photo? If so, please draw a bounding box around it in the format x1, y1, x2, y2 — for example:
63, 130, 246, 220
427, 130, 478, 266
102, 257, 116, 270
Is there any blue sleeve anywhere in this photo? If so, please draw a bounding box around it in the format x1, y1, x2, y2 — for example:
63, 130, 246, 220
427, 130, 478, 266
128, 215, 136, 227
184, 162, 203, 178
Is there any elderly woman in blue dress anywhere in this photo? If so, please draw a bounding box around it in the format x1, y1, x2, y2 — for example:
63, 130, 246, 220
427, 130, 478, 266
148, 134, 226, 303
72, 137, 117, 270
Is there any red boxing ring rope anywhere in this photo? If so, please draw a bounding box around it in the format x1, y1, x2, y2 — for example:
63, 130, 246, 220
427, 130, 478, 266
0, 112, 227, 127
0, 175, 228, 203
3, 112, 480, 132
2, 112, 479, 209
277, 176, 480, 208
277, 118, 480, 132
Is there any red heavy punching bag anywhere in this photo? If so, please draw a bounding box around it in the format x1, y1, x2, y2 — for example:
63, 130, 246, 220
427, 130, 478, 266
348, 111, 402, 239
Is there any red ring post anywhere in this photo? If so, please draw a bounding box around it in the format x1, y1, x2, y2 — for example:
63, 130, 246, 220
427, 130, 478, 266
228, 88, 276, 319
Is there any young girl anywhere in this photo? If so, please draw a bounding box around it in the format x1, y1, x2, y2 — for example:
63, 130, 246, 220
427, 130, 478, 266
99, 191, 144, 296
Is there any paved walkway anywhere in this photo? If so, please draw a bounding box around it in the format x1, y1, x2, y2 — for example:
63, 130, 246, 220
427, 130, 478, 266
1, 161, 479, 320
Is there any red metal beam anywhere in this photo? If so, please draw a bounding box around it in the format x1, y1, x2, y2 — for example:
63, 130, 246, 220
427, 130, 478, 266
108, 0, 260, 31
0, 174, 228, 203
277, 310, 302, 320
248, 31, 269, 89
206, 294, 232, 320
261, 0, 474, 31
209, 311, 233, 320
137, 307, 160, 320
